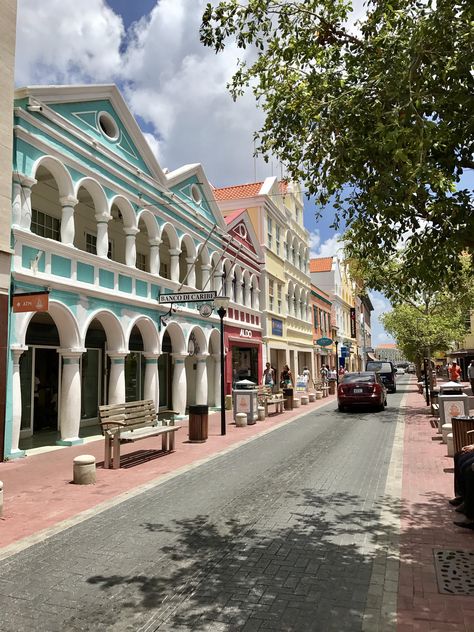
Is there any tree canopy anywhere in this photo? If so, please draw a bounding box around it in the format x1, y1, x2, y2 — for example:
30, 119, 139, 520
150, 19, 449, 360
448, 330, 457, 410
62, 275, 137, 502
201, 0, 474, 286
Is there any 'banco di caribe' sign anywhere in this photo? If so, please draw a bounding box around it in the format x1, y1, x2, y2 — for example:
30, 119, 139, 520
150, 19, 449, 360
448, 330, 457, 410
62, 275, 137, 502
158, 291, 217, 304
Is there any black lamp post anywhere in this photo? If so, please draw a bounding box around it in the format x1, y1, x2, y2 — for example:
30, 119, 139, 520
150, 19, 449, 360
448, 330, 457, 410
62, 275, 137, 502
215, 297, 230, 436
335, 340, 339, 385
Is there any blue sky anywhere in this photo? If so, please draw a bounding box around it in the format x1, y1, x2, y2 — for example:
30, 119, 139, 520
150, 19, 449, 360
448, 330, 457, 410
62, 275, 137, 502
15, 0, 393, 344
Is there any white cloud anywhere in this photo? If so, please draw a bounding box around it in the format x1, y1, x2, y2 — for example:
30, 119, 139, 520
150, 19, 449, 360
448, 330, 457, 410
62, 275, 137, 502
369, 291, 394, 345
309, 230, 343, 258
15, 0, 124, 84
143, 132, 161, 162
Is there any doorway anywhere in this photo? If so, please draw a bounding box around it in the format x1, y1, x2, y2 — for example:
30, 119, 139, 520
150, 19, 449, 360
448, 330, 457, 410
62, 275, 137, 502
20, 347, 59, 437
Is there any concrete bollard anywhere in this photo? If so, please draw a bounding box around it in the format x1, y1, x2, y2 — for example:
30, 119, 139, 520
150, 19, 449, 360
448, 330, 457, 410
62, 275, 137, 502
441, 423, 452, 444
447, 433, 454, 457
308, 393, 316, 403
0, 481, 3, 517
257, 406, 266, 421
235, 413, 247, 427
316, 391, 323, 400
225, 394, 233, 410
293, 398, 301, 408
300, 395, 309, 405
73, 454, 96, 485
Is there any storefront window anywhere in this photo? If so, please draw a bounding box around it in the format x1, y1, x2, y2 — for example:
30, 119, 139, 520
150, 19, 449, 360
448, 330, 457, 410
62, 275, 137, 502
232, 347, 259, 385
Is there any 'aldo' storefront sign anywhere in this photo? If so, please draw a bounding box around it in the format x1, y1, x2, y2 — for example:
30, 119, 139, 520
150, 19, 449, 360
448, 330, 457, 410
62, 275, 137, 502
240, 329, 252, 338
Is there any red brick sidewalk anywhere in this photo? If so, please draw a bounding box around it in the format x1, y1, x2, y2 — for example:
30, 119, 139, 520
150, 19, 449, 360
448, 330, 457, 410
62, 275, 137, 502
398, 386, 474, 632
0, 396, 335, 553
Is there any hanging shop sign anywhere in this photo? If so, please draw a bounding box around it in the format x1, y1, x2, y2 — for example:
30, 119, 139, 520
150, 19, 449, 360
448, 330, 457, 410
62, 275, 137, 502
316, 336, 333, 347
12, 291, 49, 313
158, 291, 216, 304
350, 308, 357, 338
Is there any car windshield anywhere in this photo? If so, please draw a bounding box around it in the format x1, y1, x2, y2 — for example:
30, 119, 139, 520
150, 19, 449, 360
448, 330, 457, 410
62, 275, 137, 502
366, 362, 392, 373
341, 372, 377, 383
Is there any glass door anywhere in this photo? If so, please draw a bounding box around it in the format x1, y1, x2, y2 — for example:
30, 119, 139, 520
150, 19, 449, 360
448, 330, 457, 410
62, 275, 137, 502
125, 352, 145, 402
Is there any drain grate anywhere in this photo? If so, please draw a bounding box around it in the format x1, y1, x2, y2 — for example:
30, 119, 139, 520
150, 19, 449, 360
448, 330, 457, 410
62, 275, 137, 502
433, 549, 474, 595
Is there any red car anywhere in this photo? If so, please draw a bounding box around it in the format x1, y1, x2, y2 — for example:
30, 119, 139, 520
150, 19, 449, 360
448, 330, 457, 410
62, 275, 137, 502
337, 371, 387, 412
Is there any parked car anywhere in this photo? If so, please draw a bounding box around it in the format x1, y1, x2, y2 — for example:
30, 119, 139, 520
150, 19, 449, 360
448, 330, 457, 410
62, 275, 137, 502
396, 367, 406, 375
337, 371, 388, 412
366, 360, 397, 393
407, 364, 416, 373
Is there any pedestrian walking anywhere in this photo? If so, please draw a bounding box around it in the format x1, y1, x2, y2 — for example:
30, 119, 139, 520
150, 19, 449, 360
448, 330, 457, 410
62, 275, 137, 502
280, 364, 293, 388
263, 362, 275, 387
302, 366, 311, 391
449, 360, 462, 383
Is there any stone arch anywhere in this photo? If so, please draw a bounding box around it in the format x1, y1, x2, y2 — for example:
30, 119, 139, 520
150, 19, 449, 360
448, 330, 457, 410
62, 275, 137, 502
159, 222, 180, 280
207, 328, 221, 406
291, 235, 298, 266
82, 309, 126, 352
14, 300, 81, 350
195, 243, 210, 290
250, 274, 259, 309
232, 265, 243, 303
136, 209, 160, 240
222, 259, 233, 298
161, 321, 186, 355
31, 155, 74, 199
294, 285, 302, 319
136, 209, 160, 273
125, 316, 159, 354
109, 195, 137, 230
74, 177, 108, 219
210, 251, 224, 293
287, 280, 295, 315
242, 269, 251, 306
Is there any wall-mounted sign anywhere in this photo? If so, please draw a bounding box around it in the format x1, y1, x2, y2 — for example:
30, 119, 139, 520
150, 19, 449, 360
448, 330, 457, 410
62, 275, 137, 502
316, 336, 333, 347
350, 307, 357, 338
240, 329, 252, 338
272, 318, 283, 336
12, 292, 49, 313
340, 346, 349, 358
199, 303, 213, 317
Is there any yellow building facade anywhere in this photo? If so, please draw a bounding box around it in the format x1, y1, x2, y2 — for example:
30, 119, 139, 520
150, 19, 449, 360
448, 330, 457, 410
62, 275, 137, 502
214, 177, 314, 384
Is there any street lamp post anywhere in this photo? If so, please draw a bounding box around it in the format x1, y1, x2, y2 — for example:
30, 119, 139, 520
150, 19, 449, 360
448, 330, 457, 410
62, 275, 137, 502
335, 340, 339, 385
215, 297, 230, 436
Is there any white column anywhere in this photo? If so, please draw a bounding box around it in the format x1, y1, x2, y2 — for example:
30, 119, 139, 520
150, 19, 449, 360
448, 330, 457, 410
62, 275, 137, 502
11, 178, 22, 227
213, 271, 223, 294
107, 352, 127, 404
186, 257, 196, 288
236, 280, 243, 305
195, 354, 208, 405
10, 347, 27, 455
149, 239, 161, 275
57, 350, 83, 445
201, 263, 211, 291
59, 195, 78, 246
169, 248, 181, 282
19, 176, 37, 230
95, 216, 110, 258
143, 353, 160, 410
213, 353, 221, 407
125, 227, 139, 267
172, 353, 187, 415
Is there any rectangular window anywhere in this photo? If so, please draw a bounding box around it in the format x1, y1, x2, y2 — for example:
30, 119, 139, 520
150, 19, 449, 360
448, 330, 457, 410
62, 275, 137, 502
85, 233, 97, 255
275, 225, 280, 255
267, 217, 273, 249
31, 209, 60, 241
313, 306, 319, 330
277, 284, 282, 313
268, 279, 274, 311
136, 252, 147, 272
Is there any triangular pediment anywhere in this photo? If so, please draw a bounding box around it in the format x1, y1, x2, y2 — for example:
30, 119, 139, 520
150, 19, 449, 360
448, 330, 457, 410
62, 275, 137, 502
166, 165, 227, 231
225, 210, 263, 260
15, 85, 166, 185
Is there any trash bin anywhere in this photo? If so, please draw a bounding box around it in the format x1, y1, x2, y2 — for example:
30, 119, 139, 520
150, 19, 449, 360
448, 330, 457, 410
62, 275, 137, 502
283, 387, 294, 411
188, 404, 209, 442
233, 379, 258, 424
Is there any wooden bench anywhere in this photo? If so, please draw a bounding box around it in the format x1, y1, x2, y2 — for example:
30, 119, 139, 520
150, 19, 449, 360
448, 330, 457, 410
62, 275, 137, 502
257, 386, 285, 416
98, 400, 180, 469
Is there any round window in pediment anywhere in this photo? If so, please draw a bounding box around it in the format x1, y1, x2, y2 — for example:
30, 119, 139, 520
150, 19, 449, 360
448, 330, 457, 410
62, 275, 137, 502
191, 184, 202, 205
98, 111, 119, 141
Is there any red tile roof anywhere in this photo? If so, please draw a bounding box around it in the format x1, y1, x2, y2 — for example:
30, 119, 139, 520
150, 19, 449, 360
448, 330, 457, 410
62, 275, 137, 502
309, 257, 333, 273
213, 182, 263, 201
376, 343, 398, 349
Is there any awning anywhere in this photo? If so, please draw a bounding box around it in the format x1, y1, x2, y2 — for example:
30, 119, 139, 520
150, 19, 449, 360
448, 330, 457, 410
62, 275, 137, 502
367, 352, 378, 361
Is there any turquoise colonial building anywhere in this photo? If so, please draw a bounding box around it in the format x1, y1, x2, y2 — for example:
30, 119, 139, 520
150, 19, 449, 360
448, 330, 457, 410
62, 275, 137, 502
5, 85, 262, 458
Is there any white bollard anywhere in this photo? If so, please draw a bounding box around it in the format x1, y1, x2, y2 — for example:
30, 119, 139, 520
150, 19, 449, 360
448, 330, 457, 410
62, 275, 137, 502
447, 433, 454, 457
293, 398, 301, 408
300, 395, 309, 405
308, 392, 316, 403
0, 481, 3, 517
441, 423, 452, 444
316, 391, 323, 400
235, 413, 247, 427
73, 454, 96, 485
258, 406, 266, 421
